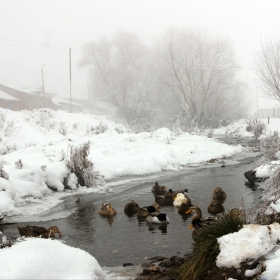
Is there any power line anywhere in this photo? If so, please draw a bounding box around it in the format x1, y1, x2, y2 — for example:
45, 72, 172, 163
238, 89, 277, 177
0, 59, 39, 72
0, 38, 67, 49
0, 42, 67, 54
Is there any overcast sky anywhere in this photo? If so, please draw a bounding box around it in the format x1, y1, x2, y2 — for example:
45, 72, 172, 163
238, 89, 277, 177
0, 0, 279, 109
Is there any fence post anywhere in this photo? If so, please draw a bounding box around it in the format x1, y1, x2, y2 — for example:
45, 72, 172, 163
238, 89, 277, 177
268, 117, 270, 124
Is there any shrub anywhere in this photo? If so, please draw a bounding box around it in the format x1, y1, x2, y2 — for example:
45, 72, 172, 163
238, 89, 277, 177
207, 129, 214, 138
59, 122, 68, 135
87, 121, 108, 134
67, 141, 95, 187
115, 127, 125, 134
246, 119, 266, 139
253, 166, 280, 224
178, 213, 245, 280
0, 111, 20, 136
260, 131, 280, 161
0, 161, 9, 180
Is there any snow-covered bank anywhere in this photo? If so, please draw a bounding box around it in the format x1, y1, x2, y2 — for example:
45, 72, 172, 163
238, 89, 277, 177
0, 236, 132, 280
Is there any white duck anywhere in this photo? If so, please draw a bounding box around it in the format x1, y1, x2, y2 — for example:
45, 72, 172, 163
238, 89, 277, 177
173, 193, 189, 207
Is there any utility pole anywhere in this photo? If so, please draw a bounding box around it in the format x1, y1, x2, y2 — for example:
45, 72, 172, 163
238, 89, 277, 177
87, 78, 91, 108
41, 64, 46, 108
69, 48, 72, 113
256, 86, 259, 119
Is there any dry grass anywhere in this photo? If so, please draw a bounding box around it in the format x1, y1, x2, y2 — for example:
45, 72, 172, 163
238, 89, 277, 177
178, 213, 246, 280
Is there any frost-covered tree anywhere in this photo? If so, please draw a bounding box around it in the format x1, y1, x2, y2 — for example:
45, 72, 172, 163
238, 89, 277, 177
151, 27, 248, 127
79, 31, 153, 129
255, 38, 280, 103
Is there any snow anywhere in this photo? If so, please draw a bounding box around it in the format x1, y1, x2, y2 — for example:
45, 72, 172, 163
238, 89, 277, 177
217, 223, 280, 279
1, 108, 280, 279
0, 237, 115, 280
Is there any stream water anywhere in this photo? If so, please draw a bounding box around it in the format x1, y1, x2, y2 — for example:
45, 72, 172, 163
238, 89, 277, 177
0, 138, 263, 271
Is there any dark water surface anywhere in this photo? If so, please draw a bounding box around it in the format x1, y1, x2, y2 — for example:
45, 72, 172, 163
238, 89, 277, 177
0, 139, 263, 267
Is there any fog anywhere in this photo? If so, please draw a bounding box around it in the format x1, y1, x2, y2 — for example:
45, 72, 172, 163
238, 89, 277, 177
0, 0, 279, 109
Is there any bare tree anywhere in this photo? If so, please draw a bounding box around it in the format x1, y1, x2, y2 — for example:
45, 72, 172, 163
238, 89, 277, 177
255, 38, 280, 102
151, 27, 246, 127
79, 31, 153, 129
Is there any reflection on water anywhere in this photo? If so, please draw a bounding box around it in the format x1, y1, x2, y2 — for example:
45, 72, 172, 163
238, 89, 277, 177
0, 153, 262, 267
147, 223, 168, 235
99, 215, 115, 226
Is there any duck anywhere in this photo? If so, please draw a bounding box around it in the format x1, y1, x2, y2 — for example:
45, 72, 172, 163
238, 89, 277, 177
212, 187, 226, 202
155, 189, 176, 205
137, 203, 160, 217
185, 206, 216, 229
151, 182, 168, 195
17, 225, 62, 239
146, 206, 170, 224
173, 193, 192, 207
124, 200, 140, 214
178, 199, 193, 214
98, 203, 117, 216
207, 199, 225, 214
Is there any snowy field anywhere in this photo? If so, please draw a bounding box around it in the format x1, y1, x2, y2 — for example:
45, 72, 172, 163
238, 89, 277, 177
0, 108, 280, 279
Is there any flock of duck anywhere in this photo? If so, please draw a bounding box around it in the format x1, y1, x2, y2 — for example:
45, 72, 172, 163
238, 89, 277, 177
97, 181, 239, 231
16, 182, 243, 239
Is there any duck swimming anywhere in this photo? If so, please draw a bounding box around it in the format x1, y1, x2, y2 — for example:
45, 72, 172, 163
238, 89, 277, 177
98, 203, 117, 216
151, 182, 168, 195
207, 199, 225, 214
173, 193, 192, 207
146, 206, 170, 224
212, 187, 226, 202
155, 189, 176, 205
178, 199, 193, 214
17, 225, 62, 239
137, 203, 160, 217
185, 206, 216, 229
124, 200, 140, 214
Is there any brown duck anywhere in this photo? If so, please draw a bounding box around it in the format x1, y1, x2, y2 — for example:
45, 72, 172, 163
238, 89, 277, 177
207, 199, 225, 214
98, 203, 117, 216
137, 203, 161, 217
212, 187, 226, 202
151, 182, 168, 195
17, 225, 62, 239
124, 200, 140, 214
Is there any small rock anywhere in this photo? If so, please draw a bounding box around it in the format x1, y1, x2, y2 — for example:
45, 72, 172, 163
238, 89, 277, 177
123, 263, 134, 267
142, 269, 150, 275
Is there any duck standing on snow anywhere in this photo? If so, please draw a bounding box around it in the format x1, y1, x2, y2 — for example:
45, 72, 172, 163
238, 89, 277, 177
146, 206, 170, 224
